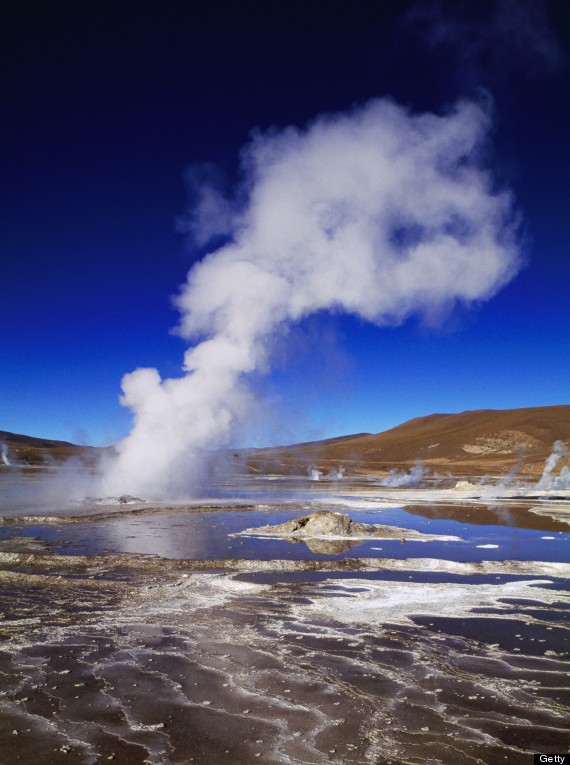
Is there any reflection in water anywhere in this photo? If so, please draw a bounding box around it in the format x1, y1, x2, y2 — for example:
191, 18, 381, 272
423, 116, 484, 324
0, 503, 568, 563
404, 502, 570, 532
290, 537, 363, 554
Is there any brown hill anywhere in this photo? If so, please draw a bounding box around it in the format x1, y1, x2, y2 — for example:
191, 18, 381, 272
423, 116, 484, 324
3, 405, 569, 478
0, 430, 100, 466
245, 405, 570, 479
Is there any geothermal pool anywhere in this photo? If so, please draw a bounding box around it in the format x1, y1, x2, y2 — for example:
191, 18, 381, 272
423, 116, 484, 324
0, 476, 569, 764
1, 503, 569, 563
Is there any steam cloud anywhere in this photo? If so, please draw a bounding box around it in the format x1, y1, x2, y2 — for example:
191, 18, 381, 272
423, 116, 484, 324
406, 0, 568, 82
1, 443, 11, 467
536, 440, 570, 491
102, 98, 521, 498
381, 460, 427, 488
307, 465, 346, 481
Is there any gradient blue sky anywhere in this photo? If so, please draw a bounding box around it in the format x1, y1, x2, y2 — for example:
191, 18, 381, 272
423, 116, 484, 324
2, 0, 569, 447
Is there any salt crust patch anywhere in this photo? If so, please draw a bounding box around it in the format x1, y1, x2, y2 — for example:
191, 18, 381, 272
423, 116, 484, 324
134, 572, 272, 617
529, 504, 570, 526
1, 552, 567, 578
323, 498, 402, 509
293, 578, 566, 627
326, 488, 570, 505
131, 559, 570, 627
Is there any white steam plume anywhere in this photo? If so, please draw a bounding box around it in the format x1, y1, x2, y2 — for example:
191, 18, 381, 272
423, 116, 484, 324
1, 442, 11, 467
536, 440, 570, 491
308, 467, 323, 482
381, 460, 427, 488
102, 98, 521, 498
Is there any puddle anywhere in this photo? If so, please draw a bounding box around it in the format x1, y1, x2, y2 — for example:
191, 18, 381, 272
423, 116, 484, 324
1, 503, 568, 562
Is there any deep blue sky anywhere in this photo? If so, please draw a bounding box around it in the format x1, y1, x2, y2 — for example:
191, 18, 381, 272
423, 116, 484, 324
2, 0, 569, 447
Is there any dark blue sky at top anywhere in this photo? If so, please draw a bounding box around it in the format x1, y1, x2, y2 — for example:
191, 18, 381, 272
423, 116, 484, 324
1, 0, 569, 446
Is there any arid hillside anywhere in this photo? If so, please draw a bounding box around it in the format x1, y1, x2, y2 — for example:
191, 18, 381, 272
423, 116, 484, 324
244, 405, 570, 479
2, 405, 569, 479
0, 431, 100, 466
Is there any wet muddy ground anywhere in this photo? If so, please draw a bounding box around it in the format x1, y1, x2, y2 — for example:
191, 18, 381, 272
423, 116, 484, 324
0, 483, 569, 764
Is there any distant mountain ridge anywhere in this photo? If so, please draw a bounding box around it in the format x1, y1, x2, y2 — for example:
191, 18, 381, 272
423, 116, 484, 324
244, 405, 570, 478
0, 430, 99, 466
2, 405, 569, 478
0, 430, 76, 450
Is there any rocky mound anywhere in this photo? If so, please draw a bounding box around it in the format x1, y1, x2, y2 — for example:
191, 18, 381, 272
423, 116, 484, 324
238, 511, 460, 547
272, 511, 366, 537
